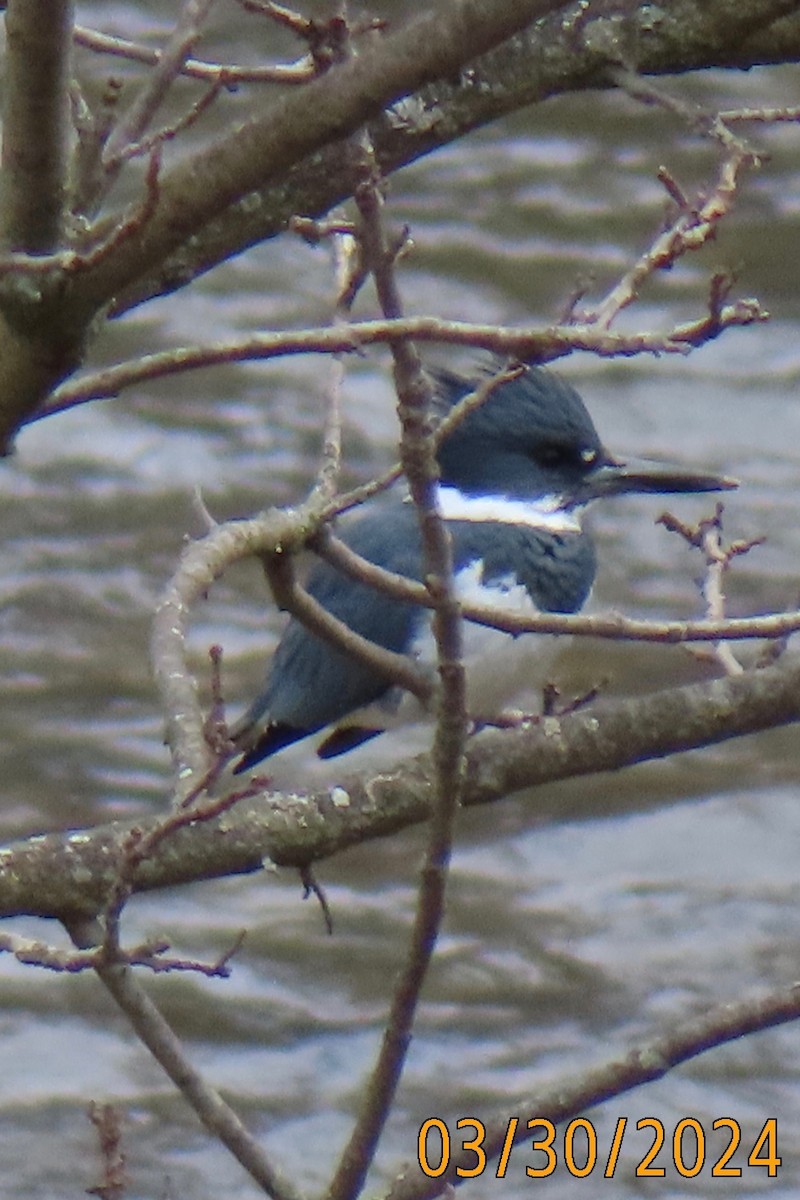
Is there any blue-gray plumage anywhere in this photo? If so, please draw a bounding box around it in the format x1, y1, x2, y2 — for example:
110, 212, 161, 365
232, 366, 734, 771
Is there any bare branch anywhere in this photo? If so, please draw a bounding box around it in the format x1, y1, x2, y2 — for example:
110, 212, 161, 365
721, 102, 800, 123
0, 930, 242, 978
658, 504, 765, 675
74, 23, 316, 84
88, 944, 307, 1200
78, 146, 163, 270
102, 0, 217, 166
53, 794, 302, 1200
150, 506, 318, 792
0, 0, 74, 252
261, 550, 432, 705
299, 865, 334, 935
107, 74, 230, 168
387, 982, 800, 1200
307, 229, 362, 507
327, 116, 468, 1200
59, 0, 572, 316
87, 1103, 127, 1200
3, 660, 800, 921
38, 299, 768, 423
573, 74, 761, 331
315, 528, 799, 646
236, 0, 320, 37
106, 0, 800, 315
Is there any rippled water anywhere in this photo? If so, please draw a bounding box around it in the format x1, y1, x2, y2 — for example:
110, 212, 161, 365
2, 6, 800, 1198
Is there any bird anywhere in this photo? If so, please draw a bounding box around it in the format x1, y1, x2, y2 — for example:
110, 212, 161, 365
231, 365, 734, 774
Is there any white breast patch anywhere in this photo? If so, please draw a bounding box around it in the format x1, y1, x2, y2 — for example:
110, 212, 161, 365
408, 559, 563, 721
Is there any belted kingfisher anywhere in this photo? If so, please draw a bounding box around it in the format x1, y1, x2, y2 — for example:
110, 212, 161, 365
231, 365, 733, 773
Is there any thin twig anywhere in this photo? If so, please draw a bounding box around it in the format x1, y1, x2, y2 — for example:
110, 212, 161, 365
236, 0, 317, 37
37, 303, 768, 424
308, 228, 363, 507
720, 103, 800, 123
300, 865, 334, 935
68, 77, 123, 219
202, 643, 232, 756
570, 70, 762, 331
659, 505, 765, 675
98, 776, 259, 963
73, 145, 163, 272
85, 938, 307, 1200
0, 929, 244, 978
74, 23, 315, 83
107, 73, 230, 167
87, 1102, 127, 1200
315, 527, 799, 645
693, 506, 743, 675
235, 0, 383, 72
102, 0, 217, 165
326, 104, 466, 1200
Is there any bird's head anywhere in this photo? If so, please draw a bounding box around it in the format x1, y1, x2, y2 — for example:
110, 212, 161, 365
433, 366, 736, 512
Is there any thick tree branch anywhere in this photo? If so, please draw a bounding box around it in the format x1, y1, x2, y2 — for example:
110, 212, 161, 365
2, 658, 799, 922
0, 0, 568, 449
0, 0, 789, 449
0, 0, 73, 253
68, 0, 568, 316
0, 0, 85, 452
110, 0, 800, 313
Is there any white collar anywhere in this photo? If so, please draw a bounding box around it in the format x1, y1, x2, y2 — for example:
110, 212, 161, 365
435, 485, 582, 533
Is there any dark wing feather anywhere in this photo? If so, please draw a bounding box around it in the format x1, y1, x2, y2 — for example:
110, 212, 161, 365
232, 502, 425, 769
233, 500, 597, 771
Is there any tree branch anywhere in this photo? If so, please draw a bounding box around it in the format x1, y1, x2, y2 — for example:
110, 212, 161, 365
388, 980, 800, 1200
327, 131, 467, 1200
0, 0, 792, 450
102, 0, 216, 167
261, 549, 432, 706
0, 0, 73, 253
108, 0, 800, 314
2, 658, 799, 922
73, 23, 316, 84
88, 944, 306, 1200
316, 528, 800, 645
38, 296, 768, 422
150, 504, 322, 792
0, 0, 85, 451
67, 0, 569, 316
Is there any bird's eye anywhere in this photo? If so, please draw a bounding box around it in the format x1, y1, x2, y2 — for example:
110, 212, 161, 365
536, 443, 570, 467
536, 442, 591, 468
535, 443, 600, 470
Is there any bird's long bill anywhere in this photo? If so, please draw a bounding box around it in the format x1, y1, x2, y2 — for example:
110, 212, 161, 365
580, 455, 738, 501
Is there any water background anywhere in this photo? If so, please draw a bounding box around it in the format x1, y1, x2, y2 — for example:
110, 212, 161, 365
2, 5, 800, 1197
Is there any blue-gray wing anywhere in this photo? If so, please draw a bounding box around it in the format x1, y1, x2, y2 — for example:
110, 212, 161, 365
232, 503, 596, 769
232, 505, 425, 766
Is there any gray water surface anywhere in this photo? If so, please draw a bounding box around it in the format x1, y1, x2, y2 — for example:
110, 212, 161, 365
2, 8, 800, 1198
